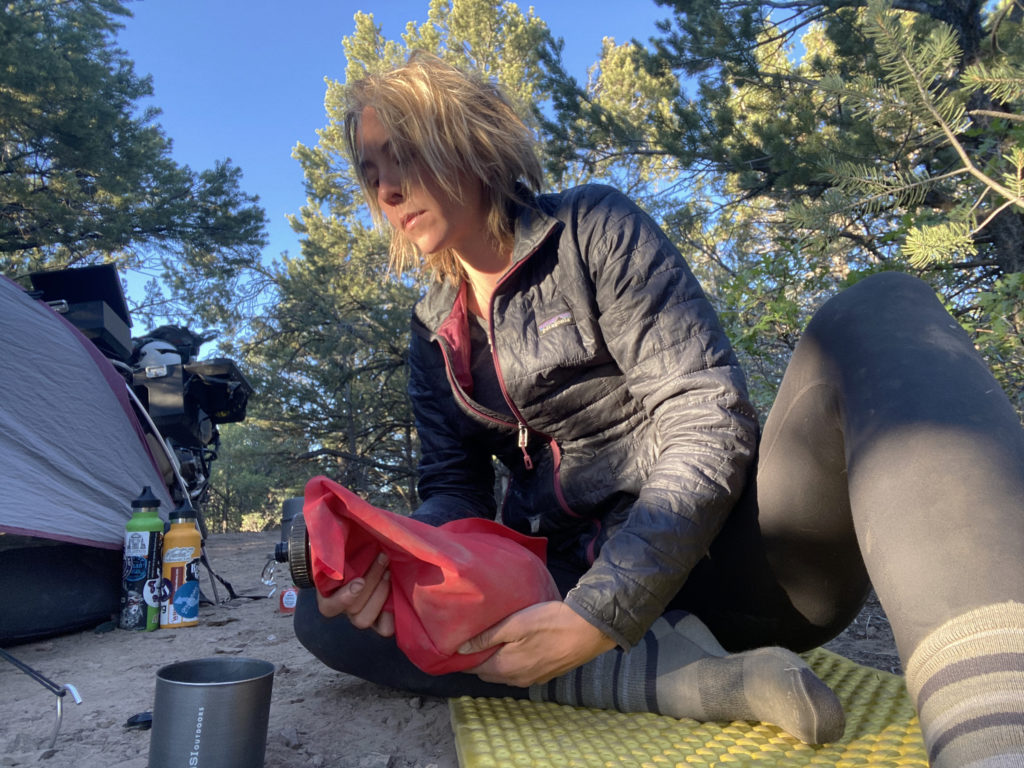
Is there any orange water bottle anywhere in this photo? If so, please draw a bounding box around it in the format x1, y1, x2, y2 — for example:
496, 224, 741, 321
159, 501, 201, 628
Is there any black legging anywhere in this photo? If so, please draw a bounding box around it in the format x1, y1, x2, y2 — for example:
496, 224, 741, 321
295, 272, 1024, 693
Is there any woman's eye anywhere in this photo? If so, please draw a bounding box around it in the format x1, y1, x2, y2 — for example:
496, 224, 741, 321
393, 148, 417, 168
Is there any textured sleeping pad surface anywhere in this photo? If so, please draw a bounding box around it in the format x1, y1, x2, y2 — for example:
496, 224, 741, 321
450, 647, 927, 767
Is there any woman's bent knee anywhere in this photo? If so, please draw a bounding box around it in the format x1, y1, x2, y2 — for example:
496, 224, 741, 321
809, 272, 941, 337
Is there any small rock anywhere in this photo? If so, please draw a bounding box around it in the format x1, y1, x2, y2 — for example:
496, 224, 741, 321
408, 696, 424, 709
280, 725, 301, 748
357, 754, 393, 768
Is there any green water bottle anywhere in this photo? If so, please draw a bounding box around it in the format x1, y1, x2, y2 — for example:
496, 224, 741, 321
119, 486, 164, 631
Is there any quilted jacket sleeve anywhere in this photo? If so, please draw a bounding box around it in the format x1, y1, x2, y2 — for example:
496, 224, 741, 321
562, 187, 760, 649
407, 327, 498, 527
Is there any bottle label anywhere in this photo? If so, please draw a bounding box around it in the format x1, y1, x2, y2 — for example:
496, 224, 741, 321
120, 530, 163, 631
279, 586, 299, 613
164, 545, 196, 563
160, 556, 200, 627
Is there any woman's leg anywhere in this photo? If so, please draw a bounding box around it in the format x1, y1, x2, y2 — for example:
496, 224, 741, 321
295, 564, 845, 745
531, 608, 845, 745
755, 272, 1024, 766
293, 587, 527, 699
760, 271, 1024, 655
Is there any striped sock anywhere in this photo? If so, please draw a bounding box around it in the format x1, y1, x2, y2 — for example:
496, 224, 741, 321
905, 601, 1024, 768
530, 611, 845, 745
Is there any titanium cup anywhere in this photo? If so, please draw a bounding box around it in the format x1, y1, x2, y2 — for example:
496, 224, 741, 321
148, 657, 275, 768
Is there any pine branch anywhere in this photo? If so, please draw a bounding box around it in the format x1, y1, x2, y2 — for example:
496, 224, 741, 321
866, 0, 1024, 210
969, 109, 1024, 124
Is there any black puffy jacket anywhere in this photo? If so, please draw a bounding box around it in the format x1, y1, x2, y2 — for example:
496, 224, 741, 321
408, 185, 759, 647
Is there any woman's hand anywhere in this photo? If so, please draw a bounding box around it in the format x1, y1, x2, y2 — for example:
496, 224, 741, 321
460, 601, 616, 687
314, 552, 395, 637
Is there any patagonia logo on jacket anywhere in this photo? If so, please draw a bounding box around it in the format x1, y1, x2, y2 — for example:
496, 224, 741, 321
538, 311, 574, 336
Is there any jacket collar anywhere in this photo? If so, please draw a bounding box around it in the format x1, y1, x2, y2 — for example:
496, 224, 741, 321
510, 196, 562, 268
412, 194, 562, 338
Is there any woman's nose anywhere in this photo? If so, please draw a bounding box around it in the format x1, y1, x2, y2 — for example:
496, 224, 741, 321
377, 165, 403, 206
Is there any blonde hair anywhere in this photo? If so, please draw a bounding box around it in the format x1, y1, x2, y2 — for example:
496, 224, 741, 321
343, 52, 543, 280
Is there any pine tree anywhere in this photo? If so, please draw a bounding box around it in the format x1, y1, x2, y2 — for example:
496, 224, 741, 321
0, 0, 269, 327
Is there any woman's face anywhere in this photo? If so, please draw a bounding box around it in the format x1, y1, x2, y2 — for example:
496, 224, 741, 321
357, 107, 487, 257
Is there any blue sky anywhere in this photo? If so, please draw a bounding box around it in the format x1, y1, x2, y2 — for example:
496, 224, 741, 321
115, 1, 671, 289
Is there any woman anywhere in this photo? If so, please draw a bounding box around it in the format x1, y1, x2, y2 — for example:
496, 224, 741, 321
295, 53, 1024, 764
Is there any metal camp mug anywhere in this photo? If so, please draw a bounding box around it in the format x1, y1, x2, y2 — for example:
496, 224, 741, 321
148, 657, 275, 768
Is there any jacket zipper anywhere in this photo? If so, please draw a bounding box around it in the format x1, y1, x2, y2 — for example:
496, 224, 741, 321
428, 220, 577, 518
516, 423, 533, 470
428, 258, 548, 470
484, 244, 579, 518
435, 338, 514, 432
488, 256, 539, 471
433, 306, 535, 471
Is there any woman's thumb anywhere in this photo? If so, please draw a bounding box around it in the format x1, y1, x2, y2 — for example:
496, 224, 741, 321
457, 625, 500, 655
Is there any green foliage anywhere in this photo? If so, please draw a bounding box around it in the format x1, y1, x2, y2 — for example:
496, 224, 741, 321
970, 272, 1024, 418
962, 61, 1024, 104
0, 0, 268, 328
206, 422, 308, 533
821, 0, 1023, 274
904, 221, 975, 267
228, 0, 1023, 526
0, 0, 274, 528
539, 37, 688, 201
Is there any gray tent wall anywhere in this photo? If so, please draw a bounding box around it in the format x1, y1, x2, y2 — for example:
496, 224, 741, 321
0, 276, 173, 644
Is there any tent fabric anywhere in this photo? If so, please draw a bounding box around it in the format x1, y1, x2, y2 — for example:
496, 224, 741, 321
304, 475, 561, 675
0, 276, 172, 550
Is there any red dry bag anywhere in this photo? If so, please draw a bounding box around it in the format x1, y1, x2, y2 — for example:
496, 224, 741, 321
303, 476, 561, 675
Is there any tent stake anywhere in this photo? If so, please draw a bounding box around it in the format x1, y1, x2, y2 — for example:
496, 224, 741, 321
0, 648, 82, 748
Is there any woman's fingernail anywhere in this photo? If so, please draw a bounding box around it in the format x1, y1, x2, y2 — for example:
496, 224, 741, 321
457, 642, 472, 654
377, 552, 389, 566
348, 579, 364, 596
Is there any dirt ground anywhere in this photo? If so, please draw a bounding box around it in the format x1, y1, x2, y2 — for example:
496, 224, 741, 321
0, 531, 901, 768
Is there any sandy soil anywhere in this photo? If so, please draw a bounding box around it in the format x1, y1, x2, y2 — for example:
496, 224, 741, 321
0, 531, 900, 768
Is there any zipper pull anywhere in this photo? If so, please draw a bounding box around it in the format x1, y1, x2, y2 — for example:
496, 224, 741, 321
518, 423, 534, 470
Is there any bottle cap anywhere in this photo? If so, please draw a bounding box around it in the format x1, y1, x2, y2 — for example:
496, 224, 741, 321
168, 499, 198, 522
132, 486, 162, 509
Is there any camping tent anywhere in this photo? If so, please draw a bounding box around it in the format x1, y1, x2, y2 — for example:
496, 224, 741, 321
0, 274, 174, 644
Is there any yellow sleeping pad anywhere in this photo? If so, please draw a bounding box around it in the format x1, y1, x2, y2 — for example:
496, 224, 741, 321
450, 647, 926, 767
